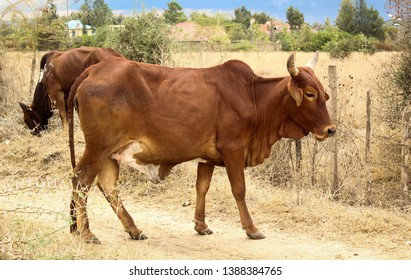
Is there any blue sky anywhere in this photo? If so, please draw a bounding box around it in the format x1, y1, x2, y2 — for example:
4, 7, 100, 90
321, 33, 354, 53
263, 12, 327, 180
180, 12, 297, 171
0, 0, 391, 24
67, 0, 390, 24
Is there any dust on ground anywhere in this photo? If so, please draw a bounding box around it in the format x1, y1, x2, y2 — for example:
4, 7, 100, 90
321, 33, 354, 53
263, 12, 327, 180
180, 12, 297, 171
1, 176, 410, 260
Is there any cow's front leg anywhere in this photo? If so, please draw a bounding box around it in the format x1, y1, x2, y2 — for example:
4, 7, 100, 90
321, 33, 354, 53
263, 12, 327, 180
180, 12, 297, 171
221, 148, 266, 239
57, 93, 68, 130
193, 162, 215, 235
50, 89, 68, 131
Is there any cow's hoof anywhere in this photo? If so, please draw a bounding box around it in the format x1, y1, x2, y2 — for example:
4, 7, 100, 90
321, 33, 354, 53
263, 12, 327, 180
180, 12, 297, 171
194, 220, 213, 235
73, 230, 101, 244
247, 230, 266, 240
85, 235, 102, 244
130, 232, 148, 240
69, 223, 77, 234
197, 227, 213, 235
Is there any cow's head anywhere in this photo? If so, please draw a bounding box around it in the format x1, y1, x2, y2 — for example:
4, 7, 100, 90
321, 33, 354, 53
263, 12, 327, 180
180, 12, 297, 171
19, 102, 45, 136
19, 80, 53, 136
286, 52, 335, 141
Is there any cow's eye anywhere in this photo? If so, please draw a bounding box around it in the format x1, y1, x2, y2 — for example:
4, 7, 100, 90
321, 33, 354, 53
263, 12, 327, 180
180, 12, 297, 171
305, 92, 316, 98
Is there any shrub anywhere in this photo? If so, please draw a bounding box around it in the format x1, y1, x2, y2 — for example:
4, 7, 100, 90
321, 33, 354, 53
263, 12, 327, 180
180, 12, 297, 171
325, 37, 353, 58
224, 22, 247, 41
324, 32, 375, 59
223, 40, 253, 51
91, 25, 120, 48
72, 35, 94, 48
116, 12, 172, 64
274, 29, 298, 51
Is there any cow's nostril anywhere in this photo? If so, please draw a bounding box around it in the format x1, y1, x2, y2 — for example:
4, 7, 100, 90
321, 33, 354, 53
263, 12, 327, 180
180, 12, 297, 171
328, 127, 336, 136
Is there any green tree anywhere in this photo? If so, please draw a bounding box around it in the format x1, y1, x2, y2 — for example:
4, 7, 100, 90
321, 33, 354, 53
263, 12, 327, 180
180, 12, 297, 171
79, 0, 112, 29
234, 6, 252, 28
117, 12, 172, 64
336, 0, 356, 34
286, 7, 304, 30
163, 1, 187, 24
252, 12, 271, 24
92, 0, 112, 28
37, 0, 65, 50
336, 0, 385, 40
364, 7, 385, 39
80, 0, 93, 28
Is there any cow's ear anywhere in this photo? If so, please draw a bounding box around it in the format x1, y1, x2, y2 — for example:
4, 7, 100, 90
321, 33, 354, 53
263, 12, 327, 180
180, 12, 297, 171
287, 79, 303, 107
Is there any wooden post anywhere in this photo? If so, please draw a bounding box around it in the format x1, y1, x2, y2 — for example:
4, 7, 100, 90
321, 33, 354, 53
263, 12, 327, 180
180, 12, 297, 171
365, 91, 372, 199
295, 139, 302, 170
295, 139, 302, 206
329, 65, 339, 199
29, 53, 37, 97
311, 141, 318, 186
401, 106, 411, 192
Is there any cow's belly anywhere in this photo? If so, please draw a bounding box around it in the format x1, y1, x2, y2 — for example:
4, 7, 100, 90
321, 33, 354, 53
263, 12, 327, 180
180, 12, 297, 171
111, 142, 162, 183
111, 140, 219, 183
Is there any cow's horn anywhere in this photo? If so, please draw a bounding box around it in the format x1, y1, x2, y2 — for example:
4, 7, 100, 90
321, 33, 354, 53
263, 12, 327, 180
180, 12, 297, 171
19, 102, 29, 110
306, 51, 319, 69
287, 52, 299, 77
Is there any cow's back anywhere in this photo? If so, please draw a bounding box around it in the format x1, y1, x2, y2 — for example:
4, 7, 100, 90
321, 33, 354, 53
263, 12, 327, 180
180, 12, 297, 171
49, 47, 123, 96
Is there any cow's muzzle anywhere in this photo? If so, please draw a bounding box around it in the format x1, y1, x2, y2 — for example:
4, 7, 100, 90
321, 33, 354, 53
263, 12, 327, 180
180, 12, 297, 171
327, 127, 336, 137
314, 126, 336, 141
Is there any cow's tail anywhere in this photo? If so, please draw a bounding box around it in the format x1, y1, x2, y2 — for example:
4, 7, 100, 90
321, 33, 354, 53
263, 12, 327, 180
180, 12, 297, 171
39, 52, 48, 70
68, 69, 90, 169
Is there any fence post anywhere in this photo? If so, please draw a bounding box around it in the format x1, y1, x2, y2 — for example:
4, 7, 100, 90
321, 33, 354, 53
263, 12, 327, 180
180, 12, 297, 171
365, 91, 372, 198
295, 139, 302, 205
29, 51, 37, 97
295, 139, 302, 170
401, 106, 411, 192
329, 65, 339, 199
311, 141, 318, 186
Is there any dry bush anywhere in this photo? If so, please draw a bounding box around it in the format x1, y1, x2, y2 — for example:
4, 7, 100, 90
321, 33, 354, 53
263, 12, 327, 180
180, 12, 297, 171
0, 50, 7, 116
0, 52, 37, 118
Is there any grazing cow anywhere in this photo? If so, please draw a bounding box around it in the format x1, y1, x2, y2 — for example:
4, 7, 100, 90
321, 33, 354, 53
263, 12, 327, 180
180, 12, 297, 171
68, 52, 335, 244
19, 47, 123, 135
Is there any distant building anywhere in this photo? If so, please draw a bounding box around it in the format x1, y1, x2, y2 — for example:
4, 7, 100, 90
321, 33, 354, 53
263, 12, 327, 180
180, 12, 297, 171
384, 18, 402, 28
67, 20, 93, 38
260, 20, 291, 35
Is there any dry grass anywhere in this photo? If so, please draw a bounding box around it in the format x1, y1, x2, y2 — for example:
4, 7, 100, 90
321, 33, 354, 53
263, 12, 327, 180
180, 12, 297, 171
1, 50, 411, 260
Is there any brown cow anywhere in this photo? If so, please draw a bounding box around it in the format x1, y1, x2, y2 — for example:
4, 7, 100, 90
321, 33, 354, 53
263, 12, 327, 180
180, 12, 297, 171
19, 47, 123, 135
68, 52, 335, 244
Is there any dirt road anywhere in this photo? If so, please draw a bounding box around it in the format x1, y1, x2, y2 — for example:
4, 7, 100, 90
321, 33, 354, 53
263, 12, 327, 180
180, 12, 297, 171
6, 185, 403, 260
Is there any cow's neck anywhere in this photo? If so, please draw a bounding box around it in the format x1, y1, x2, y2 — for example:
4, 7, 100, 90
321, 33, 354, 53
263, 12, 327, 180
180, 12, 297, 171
245, 76, 296, 166
31, 81, 52, 123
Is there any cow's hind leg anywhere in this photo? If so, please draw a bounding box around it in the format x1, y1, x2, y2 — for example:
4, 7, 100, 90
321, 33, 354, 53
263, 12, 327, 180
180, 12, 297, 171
71, 159, 100, 244
193, 162, 214, 235
70, 148, 108, 244
97, 158, 147, 240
